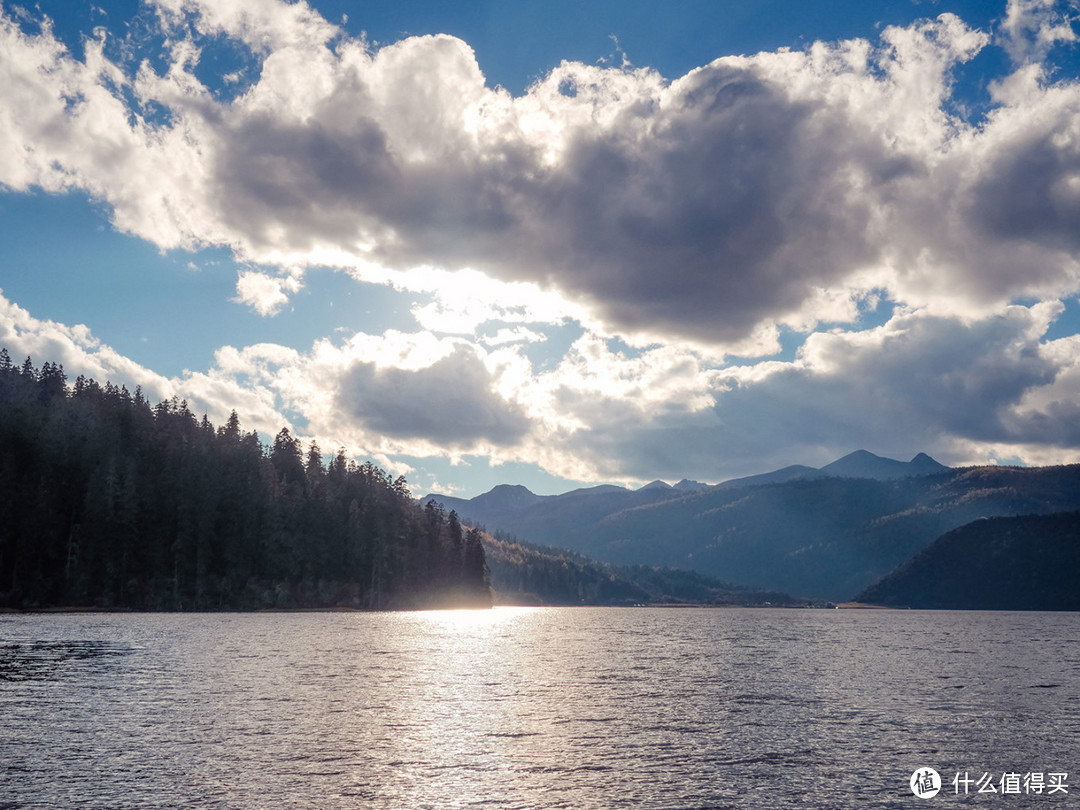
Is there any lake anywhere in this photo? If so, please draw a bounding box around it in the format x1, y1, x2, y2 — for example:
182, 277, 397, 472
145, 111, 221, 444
1, 608, 1077, 808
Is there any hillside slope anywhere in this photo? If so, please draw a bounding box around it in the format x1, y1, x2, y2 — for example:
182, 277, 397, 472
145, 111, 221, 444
482, 532, 797, 607
854, 512, 1080, 610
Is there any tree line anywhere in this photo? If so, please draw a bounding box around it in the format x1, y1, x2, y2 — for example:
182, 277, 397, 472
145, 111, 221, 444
0, 350, 490, 610
474, 526, 798, 606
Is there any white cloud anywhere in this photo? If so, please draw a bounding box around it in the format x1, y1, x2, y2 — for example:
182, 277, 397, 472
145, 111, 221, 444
206, 330, 534, 460
0, 290, 286, 435
498, 303, 1080, 483
11, 1, 1080, 348
1000, 0, 1078, 64
152, 0, 339, 53
1001, 329, 1080, 447
233, 269, 302, 315
7, 1, 1080, 489
0, 290, 172, 399
480, 327, 546, 347
399, 266, 584, 335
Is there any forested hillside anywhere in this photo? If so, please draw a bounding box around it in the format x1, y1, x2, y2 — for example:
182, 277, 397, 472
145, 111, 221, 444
481, 530, 797, 607
0, 351, 490, 610
854, 511, 1080, 610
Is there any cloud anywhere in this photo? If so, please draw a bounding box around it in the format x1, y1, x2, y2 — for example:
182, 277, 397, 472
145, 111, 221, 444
0, 290, 287, 435
999, 0, 1078, 64
1002, 330, 1080, 447
480, 327, 546, 347
233, 269, 302, 316
400, 267, 583, 335
206, 330, 534, 458
746, 304, 1061, 448
964, 80, 1080, 262
7, 0, 1080, 489
0, 290, 171, 398
151, 0, 338, 52
9, 1, 1080, 347
338, 344, 531, 447
500, 303, 1079, 483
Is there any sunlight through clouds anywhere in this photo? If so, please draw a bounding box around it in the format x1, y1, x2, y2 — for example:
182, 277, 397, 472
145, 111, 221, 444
4, 0, 1080, 494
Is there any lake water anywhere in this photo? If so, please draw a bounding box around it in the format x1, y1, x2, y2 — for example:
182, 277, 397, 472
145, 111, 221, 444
1, 608, 1077, 809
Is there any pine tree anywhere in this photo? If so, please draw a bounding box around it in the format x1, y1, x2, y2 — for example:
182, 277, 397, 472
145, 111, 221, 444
0, 347, 492, 610
271, 427, 305, 488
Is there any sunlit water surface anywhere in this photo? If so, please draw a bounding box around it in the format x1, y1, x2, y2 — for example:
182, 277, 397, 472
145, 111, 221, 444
1, 608, 1077, 809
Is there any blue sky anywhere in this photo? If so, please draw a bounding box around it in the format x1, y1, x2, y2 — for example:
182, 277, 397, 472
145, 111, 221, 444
3, 0, 1080, 497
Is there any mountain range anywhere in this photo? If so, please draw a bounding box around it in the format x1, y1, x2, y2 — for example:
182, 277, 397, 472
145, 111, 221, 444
426, 451, 1080, 601
715, 450, 949, 489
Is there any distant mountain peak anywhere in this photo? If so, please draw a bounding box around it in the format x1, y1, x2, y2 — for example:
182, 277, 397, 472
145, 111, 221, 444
640, 479, 672, 491
909, 452, 949, 473
488, 483, 535, 495
828, 449, 882, 465
820, 450, 949, 480
473, 484, 543, 510
674, 478, 708, 492
424, 483, 544, 515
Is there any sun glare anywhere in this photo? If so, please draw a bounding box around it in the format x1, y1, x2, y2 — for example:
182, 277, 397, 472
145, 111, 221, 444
417, 605, 540, 631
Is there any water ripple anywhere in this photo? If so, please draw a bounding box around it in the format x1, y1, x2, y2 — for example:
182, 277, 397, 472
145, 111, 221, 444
1, 608, 1077, 809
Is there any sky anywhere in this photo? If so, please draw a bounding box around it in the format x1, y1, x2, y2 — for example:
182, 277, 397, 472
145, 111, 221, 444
3, 0, 1080, 498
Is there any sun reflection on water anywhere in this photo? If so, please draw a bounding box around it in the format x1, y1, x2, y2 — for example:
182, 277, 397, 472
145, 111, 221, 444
410, 605, 541, 631
5, 610, 1078, 808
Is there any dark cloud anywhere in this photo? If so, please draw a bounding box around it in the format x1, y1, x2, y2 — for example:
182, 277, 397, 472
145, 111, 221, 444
1006, 398, 1080, 446
10, 4, 1080, 345
970, 129, 1080, 251
540, 307, 1066, 481
216, 112, 399, 252
508, 64, 885, 342
807, 312, 1055, 440
209, 57, 894, 343
338, 345, 530, 447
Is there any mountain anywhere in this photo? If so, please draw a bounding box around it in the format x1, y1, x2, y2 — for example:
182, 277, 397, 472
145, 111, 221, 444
714, 463, 821, 489
425, 450, 942, 527
467, 483, 544, 512
819, 450, 950, 480
423, 480, 690, 539
715, 450, 949, 488
640, 480, 673, 491
908, 452, 952, 474
674, 479, 708, 492
426, 458, 1080, 601
854, 512, 1080, 610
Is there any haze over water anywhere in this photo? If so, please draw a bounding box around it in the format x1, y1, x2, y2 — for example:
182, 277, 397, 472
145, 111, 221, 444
1, 608, 1077, 808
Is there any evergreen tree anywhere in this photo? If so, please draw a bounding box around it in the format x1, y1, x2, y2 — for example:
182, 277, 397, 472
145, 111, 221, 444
0, 349, 491, 611
271, 427, 305, 487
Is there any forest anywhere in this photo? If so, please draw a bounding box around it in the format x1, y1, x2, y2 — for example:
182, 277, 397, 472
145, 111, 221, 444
854, 510, 1080, 610
0, 350, 490, 611
479, 529, 798, 606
